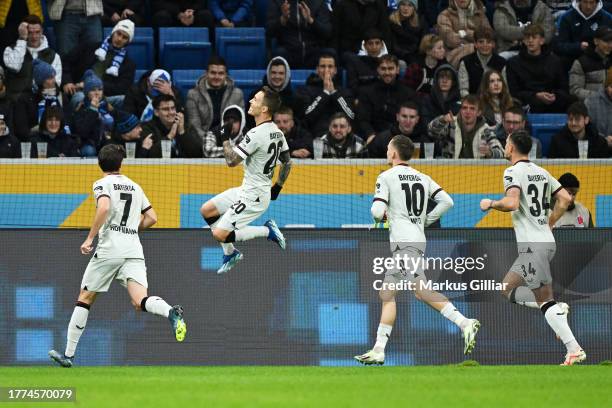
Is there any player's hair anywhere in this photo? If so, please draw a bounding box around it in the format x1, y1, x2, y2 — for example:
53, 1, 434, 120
508, 129, 532, 155
207, 55, 227, 69
567, 101, 589, 118
419, 34, 441, 55
152, 94, 176, 110
523, 23, 545, 38
23, 15, 43, 26
398, 100, 420, 115
274, 105, 294, 117
461, 94, 481, 109
391, 135, 415, 161
559, 173, 580, 188
503, 104, 526, 120
98, 144, 125, 172
261, 85, 282, 117
378, 54, 399, 67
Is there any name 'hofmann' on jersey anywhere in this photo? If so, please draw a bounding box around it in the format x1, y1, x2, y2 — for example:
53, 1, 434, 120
109, 224, 138, 235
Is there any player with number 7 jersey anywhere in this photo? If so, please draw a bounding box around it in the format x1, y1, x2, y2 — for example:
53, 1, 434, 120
200, 86, 292, 274
479, 130, 585, 366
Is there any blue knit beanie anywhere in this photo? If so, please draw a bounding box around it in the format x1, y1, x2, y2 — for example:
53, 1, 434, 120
83, 70, 103, 94
115, 110, 140, 134
32, 59, 56, 86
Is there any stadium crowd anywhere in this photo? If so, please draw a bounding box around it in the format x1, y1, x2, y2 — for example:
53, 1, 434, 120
0, 0, 611, 159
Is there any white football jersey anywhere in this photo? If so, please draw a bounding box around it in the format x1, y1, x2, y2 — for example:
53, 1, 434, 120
233, 121, 288, 197
374, 164, 444, 243
503, 160, 562, 243
92, 174, 151, 259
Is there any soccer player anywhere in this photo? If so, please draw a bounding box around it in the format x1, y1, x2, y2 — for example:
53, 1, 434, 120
200, 86, 292, 274
479, 130, 586, 366
355, 136, 481, 365
49, 145, 186, 368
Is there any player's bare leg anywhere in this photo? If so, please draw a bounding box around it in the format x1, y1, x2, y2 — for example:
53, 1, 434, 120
415, 288, 480, 355
201, 201, 242, 274
532, 284, 585, 365
127, 280, 186, 342
501, 271, 539, 309
49, 289, 97, 367
355, 289, 397, 365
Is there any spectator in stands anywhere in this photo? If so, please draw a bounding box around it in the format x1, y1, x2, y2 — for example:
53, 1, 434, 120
245, 56, 299, 130
2, 15, 62, 99
48, 0, 103, 56
332, 0, 391, 56
102, 109, 145, 151
203, 104, 245, 158
545, 0, 573, 16
421, 64, 462, 125
549, 101, 610, 157
30, 105, 79, 157
102, 0, 145, 27
554, 173, 594, 227
493, 0, 554, 56
0, 112, 20, 158
478, 70, 514, 126
71, 70, 116, 156
367, 100, 437, 158
356, 54, 416, 143
274, 106, 313, 158
185, 56, 245, 141
437, 0, 493, 68
16, 59, 63, 135
419, 0, 442, 28
491, 104, 542, 156
315, 112, 366, 158
140, 94, 203, 158
554, 0, 612, 65
151, 0, 214, 29
585, 68, 612, 150
296, 53, 354, 137
0, 67, 20, 142
344, 29, 390, 92
569, 26, 612, 102
123, 69, 183, 122
210, 0, 254, 27
0, 0, 43, 54
62, 19, 136, 110
267, 0, 333, 68
458, 26, 506, 97
506, 24, 572, 113
428, 94, 502, 158
388, 0, 426, 64
402, 34, 447, 95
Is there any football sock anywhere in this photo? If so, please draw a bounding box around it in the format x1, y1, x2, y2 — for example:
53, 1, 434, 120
235, 226, 269, 241
441, 302, 469, 330
141, 296, 172, 318
509, 287, 539, 309
65, 302, 90, 358
221, 243, 235, 255
542, 301, 581, 353
373, 323, 393, 353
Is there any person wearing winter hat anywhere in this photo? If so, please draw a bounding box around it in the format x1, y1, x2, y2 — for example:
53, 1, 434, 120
95, 19, 135, 77
17, 59, 63, 134
123, 69, 184, 122
32, 59, 56, 90
113, 110, 143, 143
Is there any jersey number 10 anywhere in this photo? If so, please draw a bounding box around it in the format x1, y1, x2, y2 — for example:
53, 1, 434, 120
401, 183, 425, 216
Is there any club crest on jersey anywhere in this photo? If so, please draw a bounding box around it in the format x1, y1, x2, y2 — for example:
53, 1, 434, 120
94, 186, 104, 192
504, 176, 513, 183
244, 135, 251, 144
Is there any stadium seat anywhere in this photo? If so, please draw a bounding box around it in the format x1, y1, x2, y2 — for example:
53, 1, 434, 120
159, 28, 211, 71
215, 28, 266, 69
134, 69, 149, 84
172, 70, 203, 98
103, 27, 154, 70
291, 70, 314, 87
528, 113, 567, 157
230, 70, 266, 106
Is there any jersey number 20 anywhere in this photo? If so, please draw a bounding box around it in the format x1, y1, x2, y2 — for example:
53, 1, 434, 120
264, 141, 283, 175
401, 183, 425, 216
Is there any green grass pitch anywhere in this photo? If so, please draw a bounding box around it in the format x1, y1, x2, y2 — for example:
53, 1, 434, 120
1, 365, 611, 407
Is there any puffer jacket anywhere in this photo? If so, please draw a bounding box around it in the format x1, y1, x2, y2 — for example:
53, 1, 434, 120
569, 45, 611, 101
493, 0, 554, 52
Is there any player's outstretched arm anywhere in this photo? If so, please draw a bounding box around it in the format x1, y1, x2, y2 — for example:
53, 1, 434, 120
548, 188, 571, 228
139, 207, 158, 230
480, 187, 520, 213
222, 140, 244, 167
425, 190, 454, 226
81, 196, 110, 254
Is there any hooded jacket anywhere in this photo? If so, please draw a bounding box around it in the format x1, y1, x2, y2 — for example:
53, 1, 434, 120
3, 35, 62, 97
506, 45, 569, 108
0, 119, 20, 158
185, 74, 245, 140
584, 87, 612, 137
31, 113, 79, 158
493, 0, 554, 53
421, 64, 462, 125
345, 39, 389, 91
203, 104, 246, 157
402, 55, 448, 95
548, 123, 610, 158
555, 0, 612, 59
569, 45, 611, 101
332, 0, 392, 54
